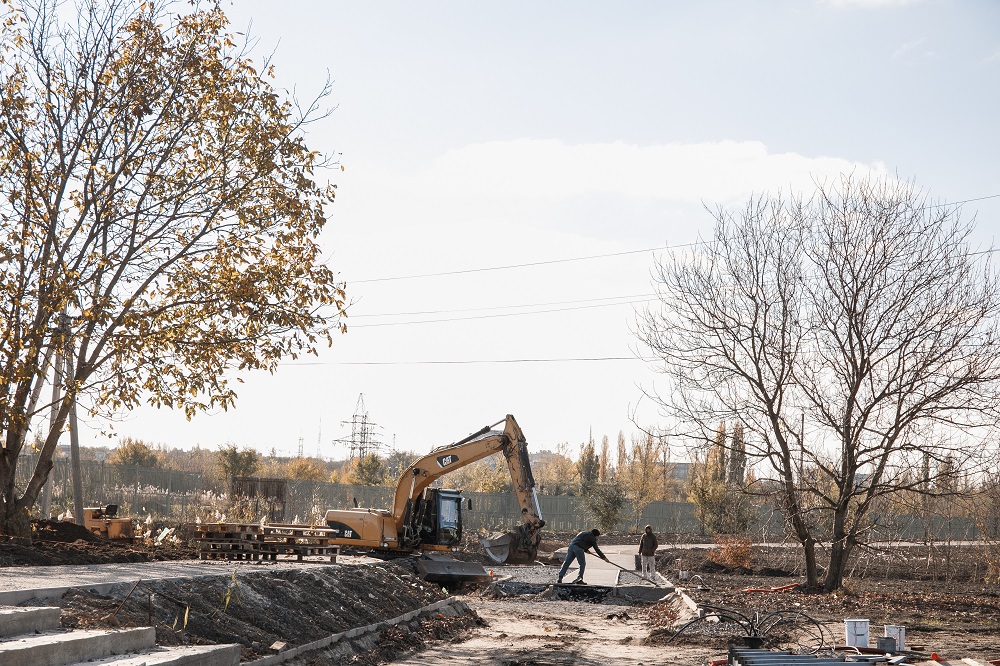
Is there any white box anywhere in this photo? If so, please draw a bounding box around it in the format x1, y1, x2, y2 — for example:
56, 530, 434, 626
845, 619, 869, 648
884, 625, 905, 651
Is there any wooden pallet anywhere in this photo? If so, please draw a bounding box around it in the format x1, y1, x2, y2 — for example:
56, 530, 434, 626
189, 522, 339, 562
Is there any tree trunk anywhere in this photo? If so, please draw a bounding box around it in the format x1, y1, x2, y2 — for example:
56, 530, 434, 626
780, 475, 819, 587
823, 500, 855, 592
0, 434, 31, 538
800, 533, 819, 588
0, 486, 32, 539
786, 509, 819, 587
824, 537, 854, 592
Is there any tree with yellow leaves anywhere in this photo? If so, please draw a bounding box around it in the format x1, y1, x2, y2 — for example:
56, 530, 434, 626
617, 430, 665, 531
283, 457, 330, 483
533, 444, 577, 495
0, 0, 345, 537
108, 437, 161, 468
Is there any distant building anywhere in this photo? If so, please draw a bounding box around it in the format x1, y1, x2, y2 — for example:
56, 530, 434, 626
669, 462, 692, 482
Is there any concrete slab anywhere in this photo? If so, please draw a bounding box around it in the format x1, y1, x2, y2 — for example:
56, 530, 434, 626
613, 585, 675, 604
0, 606, 61, 637
0, 627, 154, 666
64, 643, 241, 666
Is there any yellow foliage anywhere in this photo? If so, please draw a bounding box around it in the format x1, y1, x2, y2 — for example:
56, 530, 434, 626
282, 458, 328, 482
707, 535, 753, 570
0, 0, 346, 531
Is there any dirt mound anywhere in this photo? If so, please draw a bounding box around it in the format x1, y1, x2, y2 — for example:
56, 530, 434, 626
31, 519, 99, 542
48, 562, 480, 663
0, 519, 198, 567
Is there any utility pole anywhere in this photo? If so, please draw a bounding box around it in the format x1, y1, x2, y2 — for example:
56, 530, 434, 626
63, 329, 85, 526
316, 418, 322, 459
40, 316, 68, 519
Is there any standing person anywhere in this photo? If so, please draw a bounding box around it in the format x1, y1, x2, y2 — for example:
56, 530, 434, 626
556, 528, 607, 584
638, 524, 659, 580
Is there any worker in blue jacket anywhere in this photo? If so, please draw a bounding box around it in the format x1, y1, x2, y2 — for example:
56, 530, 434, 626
556, 528, 608, 584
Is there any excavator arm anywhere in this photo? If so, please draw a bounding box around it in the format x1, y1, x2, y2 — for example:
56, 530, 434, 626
393, 414, 545, 563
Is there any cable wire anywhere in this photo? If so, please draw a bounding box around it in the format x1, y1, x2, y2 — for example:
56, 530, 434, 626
279, 356, 660, 366
349, 193, 1000, 284
349, 297, 656, 327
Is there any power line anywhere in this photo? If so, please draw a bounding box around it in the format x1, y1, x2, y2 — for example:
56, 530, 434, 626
349, 192, 1000, 284
352, 245, 670, 284
349, 297, 656, 327
347, 292, 657, 319
279, 356, 659, 366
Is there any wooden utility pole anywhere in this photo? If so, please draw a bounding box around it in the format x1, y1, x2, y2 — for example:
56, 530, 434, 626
64, 334, 85, 526
40, 325, 65, 519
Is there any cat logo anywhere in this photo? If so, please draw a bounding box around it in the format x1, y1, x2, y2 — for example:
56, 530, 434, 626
436, 454, 459, 468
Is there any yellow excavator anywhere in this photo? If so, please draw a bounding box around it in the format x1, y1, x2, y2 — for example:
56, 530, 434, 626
324, 414, 545, 580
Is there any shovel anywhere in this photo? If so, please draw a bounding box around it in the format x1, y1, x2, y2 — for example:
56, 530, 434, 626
558, 557, 669, 589
598, 556, 669, 588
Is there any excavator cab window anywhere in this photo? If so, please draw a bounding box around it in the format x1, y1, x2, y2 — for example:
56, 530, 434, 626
414, 488, 463, 547
436, 491, 461, 546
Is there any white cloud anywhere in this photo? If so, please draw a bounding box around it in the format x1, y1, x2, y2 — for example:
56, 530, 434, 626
985, 48, 1000, 64
334, 139, 891, 279
395, 139, 888, 210
892, 37, 925, 59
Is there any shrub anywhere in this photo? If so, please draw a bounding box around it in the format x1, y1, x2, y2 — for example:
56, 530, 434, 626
708, 535, 753, 570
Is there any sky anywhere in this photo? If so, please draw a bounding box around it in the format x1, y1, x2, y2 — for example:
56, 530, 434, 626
85, 0, 1000, 460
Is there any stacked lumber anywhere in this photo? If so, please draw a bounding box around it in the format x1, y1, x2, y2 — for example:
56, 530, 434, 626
190, 522, 340, 562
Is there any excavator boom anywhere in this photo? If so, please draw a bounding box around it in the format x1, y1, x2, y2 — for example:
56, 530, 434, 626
392, 415, 545, 563
325, 414, 544, 577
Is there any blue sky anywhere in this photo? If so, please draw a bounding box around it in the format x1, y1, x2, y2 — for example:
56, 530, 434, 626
100, 0, 1000, 458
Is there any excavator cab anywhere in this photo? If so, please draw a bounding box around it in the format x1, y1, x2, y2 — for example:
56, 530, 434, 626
413, 488, 464, 548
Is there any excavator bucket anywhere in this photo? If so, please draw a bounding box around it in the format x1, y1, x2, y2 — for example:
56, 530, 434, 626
480, 527, 538, 565
481, 531, 514, 563
417, 552, 490, 583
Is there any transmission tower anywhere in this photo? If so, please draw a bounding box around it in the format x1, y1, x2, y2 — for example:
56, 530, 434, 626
316, 418, 322, 459
338, 393, 383, 459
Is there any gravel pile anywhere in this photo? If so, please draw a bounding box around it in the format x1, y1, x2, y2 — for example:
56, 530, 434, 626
489, 564, 566, 584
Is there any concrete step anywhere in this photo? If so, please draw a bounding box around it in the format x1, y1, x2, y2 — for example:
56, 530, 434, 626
0, 606, 62, 637
0, 626, 154, 666
64, 643, 242, 666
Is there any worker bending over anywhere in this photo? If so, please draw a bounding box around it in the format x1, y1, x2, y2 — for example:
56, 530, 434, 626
557, 528, 607, 585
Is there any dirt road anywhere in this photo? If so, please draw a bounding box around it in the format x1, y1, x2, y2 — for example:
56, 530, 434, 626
391, 597, 708, 666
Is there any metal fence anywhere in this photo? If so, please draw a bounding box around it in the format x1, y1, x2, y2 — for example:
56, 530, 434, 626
14, 455, 983, 540
16, 455, 214, 519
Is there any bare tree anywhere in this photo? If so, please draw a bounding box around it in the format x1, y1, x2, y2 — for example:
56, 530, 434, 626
0, 1, 345, 536
639, 174, 1000, 591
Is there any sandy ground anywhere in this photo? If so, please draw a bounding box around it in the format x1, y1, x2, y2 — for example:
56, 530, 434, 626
390, 597, 709, 666
389, 545, 694, 665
